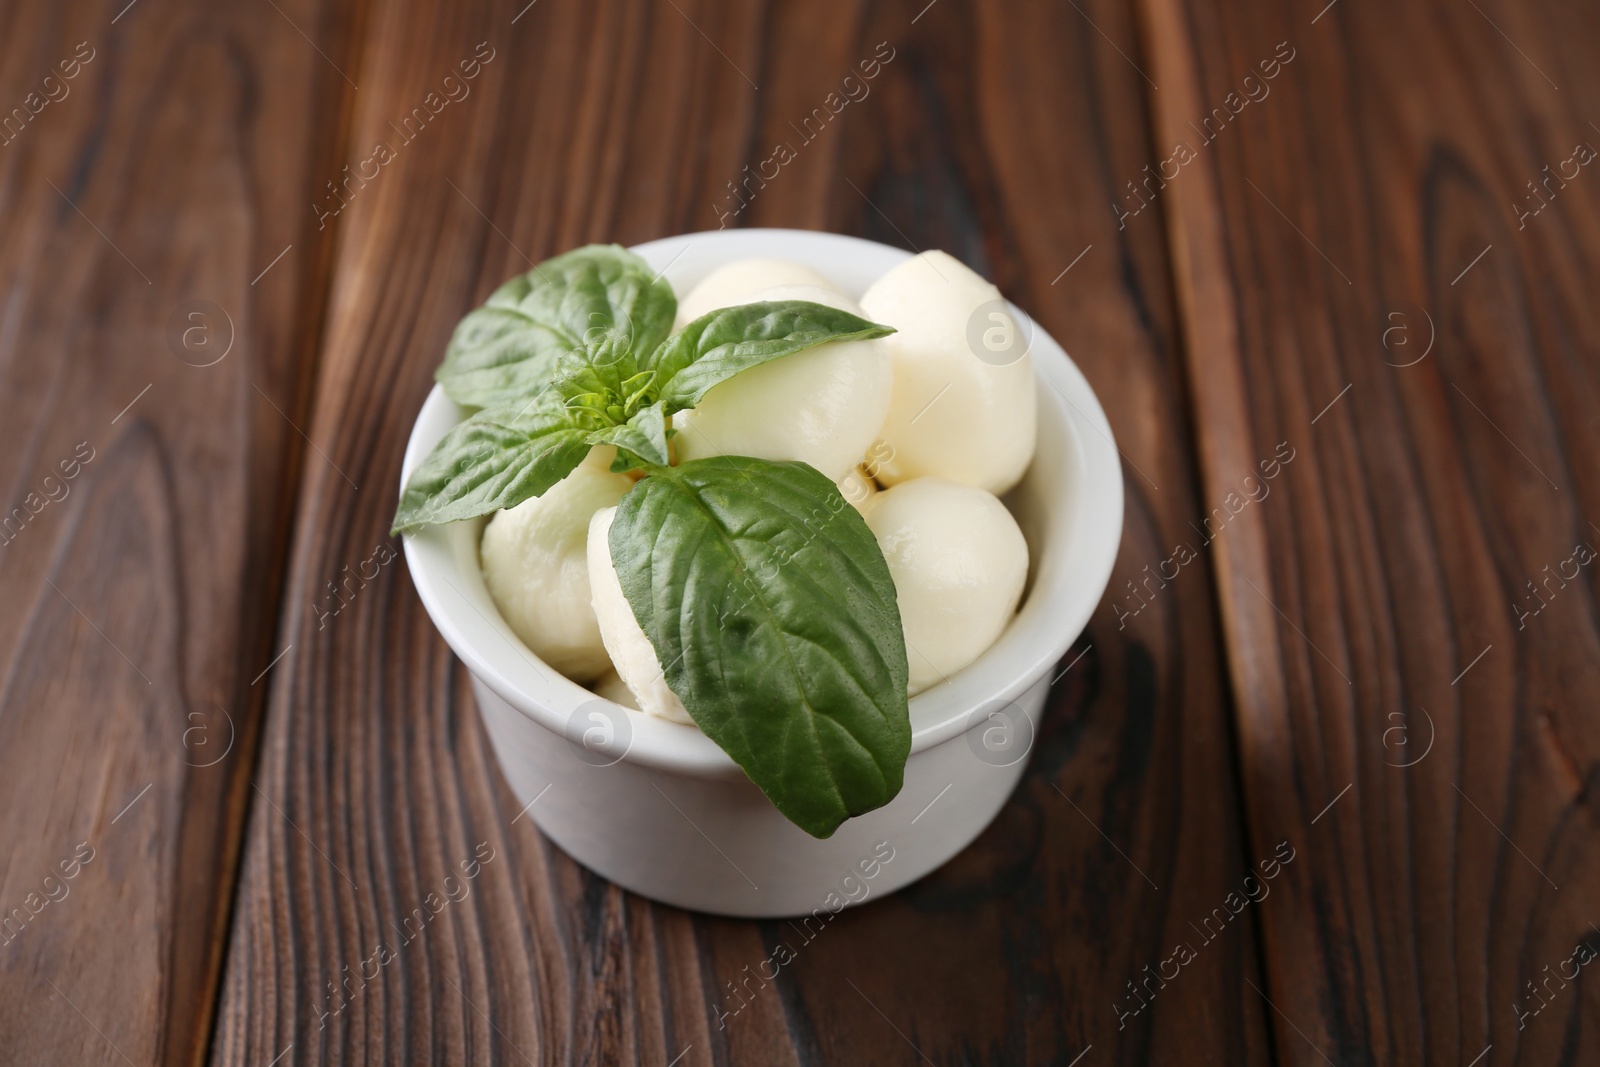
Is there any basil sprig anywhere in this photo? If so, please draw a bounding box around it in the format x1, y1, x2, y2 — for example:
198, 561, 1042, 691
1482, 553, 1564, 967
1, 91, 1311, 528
395, 245, 909, 838
394, 247, 894, 531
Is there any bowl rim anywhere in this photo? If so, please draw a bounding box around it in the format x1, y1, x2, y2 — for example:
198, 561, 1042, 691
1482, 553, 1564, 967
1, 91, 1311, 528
400, 227, 1124, 777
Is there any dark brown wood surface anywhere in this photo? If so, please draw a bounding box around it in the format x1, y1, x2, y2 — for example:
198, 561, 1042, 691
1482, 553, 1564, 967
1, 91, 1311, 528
0, 0, 358, 1064
1138, 0, 1600, 1062
0, 0, 1594, 1063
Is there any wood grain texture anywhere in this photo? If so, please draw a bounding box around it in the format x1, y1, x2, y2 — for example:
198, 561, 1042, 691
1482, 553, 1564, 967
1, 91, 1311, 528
1135, 0, 1600, 1061
0, 0, 359, 1065
209, 0, 1270, 1063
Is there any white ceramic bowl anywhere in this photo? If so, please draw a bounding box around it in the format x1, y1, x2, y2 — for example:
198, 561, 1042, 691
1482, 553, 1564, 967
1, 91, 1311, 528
401, 229, 1123, 917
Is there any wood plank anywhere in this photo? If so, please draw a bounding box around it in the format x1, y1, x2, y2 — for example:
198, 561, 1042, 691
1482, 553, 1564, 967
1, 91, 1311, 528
0, 1, 360, 1065
1136, 0, 1600, 1061
210, 0, 1271, 1062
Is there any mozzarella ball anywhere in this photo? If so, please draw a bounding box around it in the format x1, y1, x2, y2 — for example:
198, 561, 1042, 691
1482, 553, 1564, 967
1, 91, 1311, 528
673, 285, 893, 482
587, 507, 693, 724
864, 478, 1029, 696
860, 250, 1036, 495
738, 283, 856, 311
480, 448, 633, 681
676, 259, 839, 327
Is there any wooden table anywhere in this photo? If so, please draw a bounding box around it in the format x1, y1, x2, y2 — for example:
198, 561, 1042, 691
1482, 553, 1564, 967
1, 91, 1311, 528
3, 0, 1595, 1062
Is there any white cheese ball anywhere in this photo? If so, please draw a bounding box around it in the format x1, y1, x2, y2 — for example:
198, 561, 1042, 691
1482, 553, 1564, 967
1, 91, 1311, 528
673, 285, 893, 482
859, 250, 1037, 495
864, 478, 1029, 696
587, 506, 693, 724
676, 259, 838, 327
480, 449, 633, 682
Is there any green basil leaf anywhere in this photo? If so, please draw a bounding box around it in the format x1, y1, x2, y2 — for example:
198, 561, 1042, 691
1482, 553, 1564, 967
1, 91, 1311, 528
649, 301, 894, 414
609, 457, 911, 838
590, 402, 669, 468
545, 334, 642, 425
392, 399, 591, 533
435, 305, 577, 409
436, 245, 676, 406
